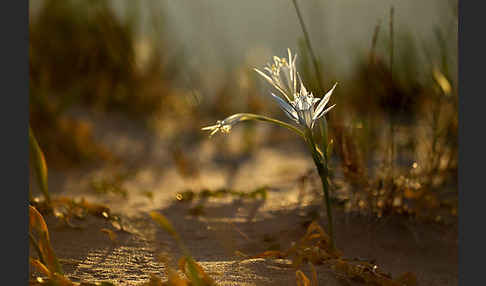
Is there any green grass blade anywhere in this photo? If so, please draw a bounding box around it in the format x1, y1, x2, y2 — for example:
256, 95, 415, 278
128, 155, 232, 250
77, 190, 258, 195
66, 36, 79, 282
29, 126, 51, 204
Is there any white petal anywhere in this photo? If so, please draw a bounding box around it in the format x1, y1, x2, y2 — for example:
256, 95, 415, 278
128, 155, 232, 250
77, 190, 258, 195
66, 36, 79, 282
292, 54, 298, 93
255, 68, 292, 102
313, 83, 337, 120
314, 104, 336, 121
297, 72, 309, 96
254, 68, 274, 85
270, 93, 298, 121
280, 66, 293, 95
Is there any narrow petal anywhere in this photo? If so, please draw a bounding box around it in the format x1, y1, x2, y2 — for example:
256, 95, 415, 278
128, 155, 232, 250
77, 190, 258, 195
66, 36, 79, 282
292, 54, 298, 94
210, 129, 219, 136
254, 68, 275, 85
321, 104, 336, 116
254, 68, 292, 102
201, 124, 218, 131
297, 72, 308, 96
314, 104, 336, 121
280, 66, 293, 95
313, 83, 337, 120
270, 93, 298, 121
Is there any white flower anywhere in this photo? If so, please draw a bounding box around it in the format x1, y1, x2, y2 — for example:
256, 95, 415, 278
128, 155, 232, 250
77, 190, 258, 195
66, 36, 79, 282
255, 49, 337, 129
254, 49, 298, 102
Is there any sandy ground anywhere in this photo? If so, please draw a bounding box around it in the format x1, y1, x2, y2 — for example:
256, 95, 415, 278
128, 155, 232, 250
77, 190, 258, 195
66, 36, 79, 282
31, 110, 458, 285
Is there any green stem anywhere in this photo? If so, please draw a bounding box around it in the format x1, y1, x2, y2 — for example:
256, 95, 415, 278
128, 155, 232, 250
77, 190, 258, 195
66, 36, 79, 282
29, 127, 51, 205
292, 0, 333, 178
218, 113, 325, 158
305, 129, 335, 250
291, 0, 324, 92
388, 6, 395, 179
225, 113, 305, 138
319, 117, 329, 162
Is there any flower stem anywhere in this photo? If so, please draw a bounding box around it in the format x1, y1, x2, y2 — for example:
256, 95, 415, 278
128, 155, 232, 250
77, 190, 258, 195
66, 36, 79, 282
305, 129, 335, 250
208, 113, 326, 158
291, 2, 335, 217
224, 113, 306, 139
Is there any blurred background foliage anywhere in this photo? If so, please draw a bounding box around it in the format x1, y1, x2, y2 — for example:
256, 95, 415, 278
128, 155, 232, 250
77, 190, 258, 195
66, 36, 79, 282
29, 0, 457, 220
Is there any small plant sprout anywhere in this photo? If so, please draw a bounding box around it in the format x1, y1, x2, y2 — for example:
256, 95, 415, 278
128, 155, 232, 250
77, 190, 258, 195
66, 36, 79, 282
202, 49, 338, 249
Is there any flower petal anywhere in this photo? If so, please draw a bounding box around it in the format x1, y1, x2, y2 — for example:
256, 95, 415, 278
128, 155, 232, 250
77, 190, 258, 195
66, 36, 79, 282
270, 93, 298, 122
297, 109, 314, 129
254, 68, 292, 102
314, 104, 336, 121
297, 72, 309, 96
313, 83, 337, 120
292, 55, 298, 94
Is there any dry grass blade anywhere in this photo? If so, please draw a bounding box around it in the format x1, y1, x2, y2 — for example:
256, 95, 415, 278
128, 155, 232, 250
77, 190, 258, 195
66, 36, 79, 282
167, 269, 190, 286
29, 205, 64, 275
247, 221, 338, 267
178, 257, 217, 286
30, 258, 51, 277
246, 221, 416, 285
296, 270, 311, 286
250, 250, 287, 259
30, 205, 49, 235
149, 214, 218, 285
298, 221, 342, 258
330, 258, 415, 286
149, 211, 177, 238
309, 263, 318, 286
100, 228, 118, 243
30, 258, 75, 286
77, 199, 111, 217
29, 127, 51, 204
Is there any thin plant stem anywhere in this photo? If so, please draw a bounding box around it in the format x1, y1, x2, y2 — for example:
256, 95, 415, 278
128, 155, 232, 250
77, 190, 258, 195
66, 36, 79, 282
388, 6, 395, 180
370, 20, 382, 64
430, 97, 443, 175
291, 0, 334, 174
210, 113, 327, 158
29, 127, 52, 205
389, 6, 394, 80
319, 117, 329, 162
291, 0, 324, 92
305, 128, 335, 250
222, 113, 305, 138
291, 0, 335, 248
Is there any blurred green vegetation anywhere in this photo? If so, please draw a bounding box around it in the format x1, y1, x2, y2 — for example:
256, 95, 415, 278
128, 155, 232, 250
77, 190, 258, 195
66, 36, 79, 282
29, 0, 173, 167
